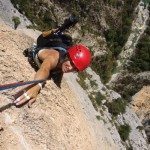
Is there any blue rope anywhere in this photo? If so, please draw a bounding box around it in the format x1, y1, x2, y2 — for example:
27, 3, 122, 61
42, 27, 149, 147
0, 79, 46, 91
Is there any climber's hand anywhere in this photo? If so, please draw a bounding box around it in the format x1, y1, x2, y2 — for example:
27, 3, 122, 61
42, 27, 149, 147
13, 84, 41, 108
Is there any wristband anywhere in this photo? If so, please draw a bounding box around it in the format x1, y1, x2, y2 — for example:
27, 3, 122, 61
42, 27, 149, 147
38, 83, 43, 90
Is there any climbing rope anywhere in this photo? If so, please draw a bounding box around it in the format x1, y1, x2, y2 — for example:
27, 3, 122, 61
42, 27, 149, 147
0, 79, 46, 91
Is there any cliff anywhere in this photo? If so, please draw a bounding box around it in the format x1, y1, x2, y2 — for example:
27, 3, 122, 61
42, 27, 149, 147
0, 22, 118, 150
132, 86, 150, 143
0, 0, 149, 149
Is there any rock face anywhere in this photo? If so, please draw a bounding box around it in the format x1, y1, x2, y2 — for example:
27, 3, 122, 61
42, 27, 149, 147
0, 0, 31, 28
74, 68, 149, 150
0, 0, 149, 149
0, 23, 119, 150
132, 86, 150, 143
119, 1, 149, 62
109, 1, 149, 85
132, 86, 150, 121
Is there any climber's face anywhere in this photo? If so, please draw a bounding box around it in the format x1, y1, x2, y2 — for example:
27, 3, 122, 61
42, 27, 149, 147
62, 60, 77, 73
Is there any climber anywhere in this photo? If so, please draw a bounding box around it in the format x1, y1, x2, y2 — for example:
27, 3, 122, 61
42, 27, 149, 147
13, 30, 92, 107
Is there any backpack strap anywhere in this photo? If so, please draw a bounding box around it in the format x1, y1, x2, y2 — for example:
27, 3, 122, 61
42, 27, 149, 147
31, 46, 67, 68
50, 47, 67, 53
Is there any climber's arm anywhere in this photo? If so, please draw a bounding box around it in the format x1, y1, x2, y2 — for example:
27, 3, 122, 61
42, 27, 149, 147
34, 49, 60, 80
14, 50, 59, 107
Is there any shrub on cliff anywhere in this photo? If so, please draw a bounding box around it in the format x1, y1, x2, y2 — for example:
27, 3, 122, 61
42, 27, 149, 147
12, 16, 21, 29
91, 51, 117, 83
106, 98, 127, 116
118, 124, 131, 141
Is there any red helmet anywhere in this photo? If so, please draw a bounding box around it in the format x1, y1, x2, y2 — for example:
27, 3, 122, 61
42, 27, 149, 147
68, 44, 92, 71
